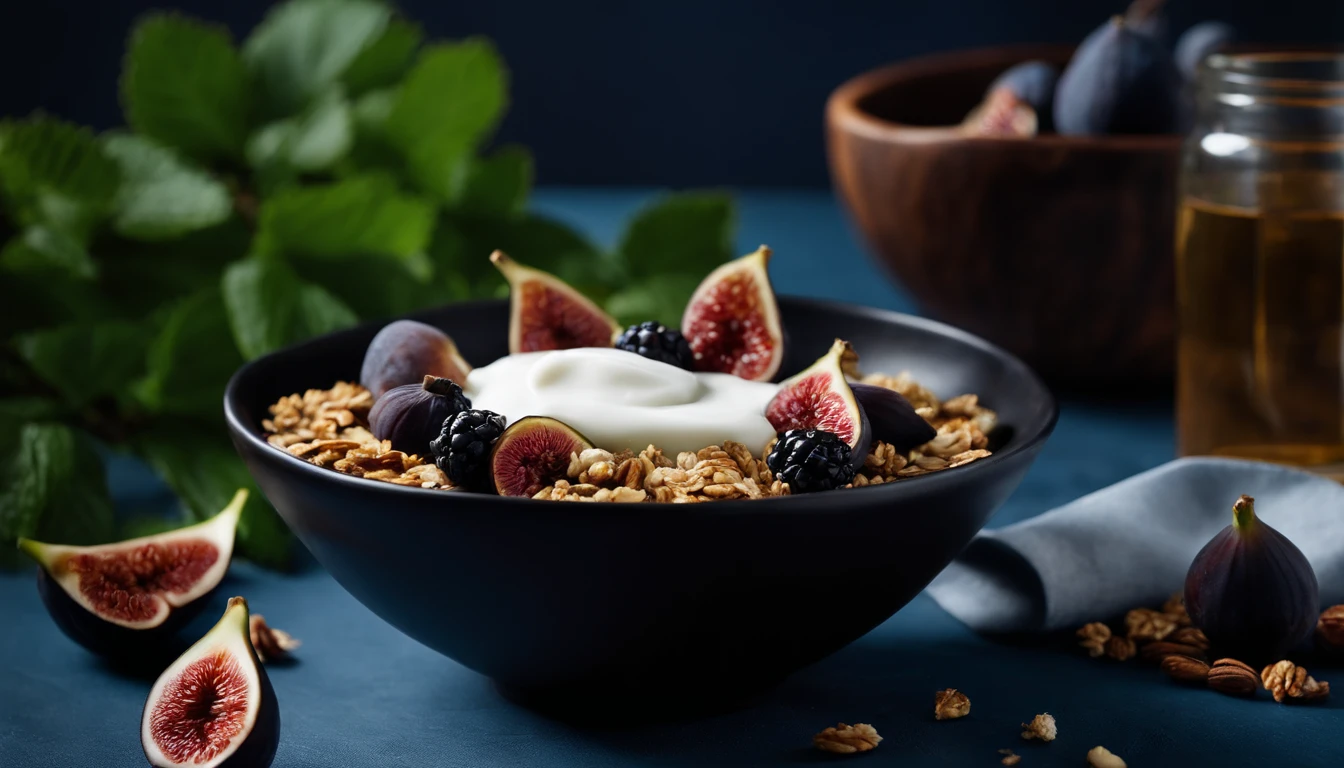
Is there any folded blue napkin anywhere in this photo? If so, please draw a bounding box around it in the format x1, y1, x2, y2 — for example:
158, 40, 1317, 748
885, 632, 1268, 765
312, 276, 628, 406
927, 457, 1344, 633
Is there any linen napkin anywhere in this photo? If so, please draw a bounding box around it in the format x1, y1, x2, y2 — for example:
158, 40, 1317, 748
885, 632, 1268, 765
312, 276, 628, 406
926, 457, 1344, 633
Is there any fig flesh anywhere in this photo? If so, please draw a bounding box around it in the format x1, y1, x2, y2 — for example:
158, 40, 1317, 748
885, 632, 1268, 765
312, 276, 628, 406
1054, 16, 1182, 135
1185, 495, 1320, 663
765, 340, 870, 469
491, 416, 594, 498
681, 245, 785, 382
963, 61, 1057, 137
18, 489, 246, 660
1174, 21, 1235, 81
361, 319, 472, 399
491, 250, 621, 354
850, 383, 937, 450
369, 375, 472, 457
142, 596, 280, 768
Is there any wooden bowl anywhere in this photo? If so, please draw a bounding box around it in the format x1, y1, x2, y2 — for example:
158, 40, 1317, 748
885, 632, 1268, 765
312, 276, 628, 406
826, 45, 1182, 387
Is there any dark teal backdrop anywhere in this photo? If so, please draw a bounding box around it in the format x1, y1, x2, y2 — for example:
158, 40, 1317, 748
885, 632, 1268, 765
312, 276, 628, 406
5, 0, 1342, 185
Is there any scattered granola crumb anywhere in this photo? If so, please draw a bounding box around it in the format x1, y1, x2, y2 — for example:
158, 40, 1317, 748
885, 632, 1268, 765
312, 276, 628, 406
999, 748, 1022, 766
1076, 622, 1111, 657
813, 722, 882, 754
1086, 746, 1126, 768
249, 614, 301, 663
1020, 713, 1056, 742
933, 688, 971, 720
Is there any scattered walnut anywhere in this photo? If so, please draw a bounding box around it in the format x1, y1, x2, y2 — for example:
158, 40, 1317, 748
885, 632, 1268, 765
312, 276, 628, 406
1076, 622, 1111, 657
1086, 746, 1127, 768
813, 722, 882, 754
1168, 626, 1209, 651
1139, 641, 1206, 663
999, 748, 1021, 766
1161, 654, 1209, 684
1261, 660, 1330, 703
1317, 605, 1344, 651
1207, 658, 1259, 697
249, 614, 301, 663
1104, 635, 1136, 661
1162, 592, 1192, 626
933, 688, 970, 720
1020, 713, 1056, 742
1125, 607, 1178, 642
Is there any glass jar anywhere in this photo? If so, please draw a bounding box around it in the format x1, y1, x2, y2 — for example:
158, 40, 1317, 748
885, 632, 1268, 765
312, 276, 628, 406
1177, 53, 1344, 479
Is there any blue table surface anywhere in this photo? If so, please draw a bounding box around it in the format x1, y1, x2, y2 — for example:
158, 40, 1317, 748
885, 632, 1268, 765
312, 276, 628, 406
3, 188, 1339, 767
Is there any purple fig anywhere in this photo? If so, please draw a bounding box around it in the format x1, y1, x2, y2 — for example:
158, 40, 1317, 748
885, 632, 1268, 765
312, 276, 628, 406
360, 320, 472, 399
850, 383, 936, 451
1185, 495, 1319, 663
369, 375, 472, 457
1054, 16, 1182, 135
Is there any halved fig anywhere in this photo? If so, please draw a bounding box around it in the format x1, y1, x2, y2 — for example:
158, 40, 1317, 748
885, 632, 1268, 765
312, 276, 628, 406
361, 319, 473, 399
681, 245, 785, 381
142, 596, 280, 768
491, 416, 594, 497
851, 383, 937, 450
18, 489, 246, 660
765, 340, 870, 467
490, 250, 621, 354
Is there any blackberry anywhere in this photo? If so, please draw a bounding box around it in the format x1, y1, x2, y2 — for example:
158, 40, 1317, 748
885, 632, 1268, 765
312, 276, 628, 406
615, 321, 695, 370
430, 409, 507, 491
765, 429, 855, 494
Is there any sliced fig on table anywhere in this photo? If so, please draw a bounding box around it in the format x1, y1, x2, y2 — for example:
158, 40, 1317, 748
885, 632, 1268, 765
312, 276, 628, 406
142, 596, 280, 768
681, 245, 785, 382
491, 250, 621, 354
18, 489, 246, 661
765, 339, 870, 469
360, 319, 473, 399
492, 416, 594, 498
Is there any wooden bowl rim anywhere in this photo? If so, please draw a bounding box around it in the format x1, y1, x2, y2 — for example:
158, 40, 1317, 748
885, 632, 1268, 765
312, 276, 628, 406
826, 43, 1184, 152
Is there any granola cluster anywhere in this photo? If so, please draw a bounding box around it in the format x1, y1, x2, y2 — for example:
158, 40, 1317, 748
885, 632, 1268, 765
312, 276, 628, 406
260, 370, 996, 501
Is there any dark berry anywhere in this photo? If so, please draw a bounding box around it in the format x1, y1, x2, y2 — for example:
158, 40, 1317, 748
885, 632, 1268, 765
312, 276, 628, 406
766, 429, 855, 494
615, 321, 695, 370
430, 409, 507, 491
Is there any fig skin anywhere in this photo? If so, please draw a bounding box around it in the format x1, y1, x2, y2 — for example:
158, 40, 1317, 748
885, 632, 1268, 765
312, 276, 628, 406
369, 375, 472, 458
1174, 20, 1235, 81
1054, 16, 1183, 135
360, 320, 472, 399
491, 416, 594, 497
1184, 495, 1319, 664
851, 383, 937, 451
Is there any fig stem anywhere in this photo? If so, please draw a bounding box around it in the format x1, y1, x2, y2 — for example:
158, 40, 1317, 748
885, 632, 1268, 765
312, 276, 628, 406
422, 376, 457, 396
1232, 494, 1257, 532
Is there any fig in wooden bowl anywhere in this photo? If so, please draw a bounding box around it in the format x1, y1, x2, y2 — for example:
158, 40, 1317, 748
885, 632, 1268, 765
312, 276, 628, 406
825, 44, 1182, 388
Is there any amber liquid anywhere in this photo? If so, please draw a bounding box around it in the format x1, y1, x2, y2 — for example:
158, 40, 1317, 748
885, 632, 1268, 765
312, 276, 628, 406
1177, 191, 1344, 479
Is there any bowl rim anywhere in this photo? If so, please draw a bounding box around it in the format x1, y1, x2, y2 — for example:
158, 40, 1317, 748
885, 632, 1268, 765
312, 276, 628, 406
825, 43, 1183, 151
223, 296, 1059, 514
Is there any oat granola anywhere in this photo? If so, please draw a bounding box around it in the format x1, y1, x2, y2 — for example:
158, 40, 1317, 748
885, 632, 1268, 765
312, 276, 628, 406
261, 369, 996, 501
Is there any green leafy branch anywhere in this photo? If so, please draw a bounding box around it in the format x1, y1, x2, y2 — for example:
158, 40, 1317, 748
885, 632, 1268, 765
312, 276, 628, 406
0, 0, 734, 569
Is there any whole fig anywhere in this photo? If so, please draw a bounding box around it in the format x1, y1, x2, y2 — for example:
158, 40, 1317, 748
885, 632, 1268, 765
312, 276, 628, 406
1054, 16, 1182, 135
361, 320, 472, 399
369, 375, 472, 457
1184, 495, 1319, 664
1174, 21, 1235, 81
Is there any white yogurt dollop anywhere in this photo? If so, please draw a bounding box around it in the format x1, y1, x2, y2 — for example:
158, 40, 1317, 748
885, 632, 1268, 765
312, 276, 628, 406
465, 348, 778, 455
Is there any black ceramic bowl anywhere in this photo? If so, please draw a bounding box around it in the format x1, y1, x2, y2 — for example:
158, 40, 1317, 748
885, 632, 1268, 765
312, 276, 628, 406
225, 297, 1056, 708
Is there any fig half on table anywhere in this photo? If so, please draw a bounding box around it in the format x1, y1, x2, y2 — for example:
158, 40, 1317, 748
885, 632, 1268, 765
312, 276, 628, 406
18, 489, 246, 661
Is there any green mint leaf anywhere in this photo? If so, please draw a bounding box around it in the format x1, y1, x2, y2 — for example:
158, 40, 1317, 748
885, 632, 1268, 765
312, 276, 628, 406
243, 0, 391, 117
134, 287, 244, 418
343, 89, 402, 171
256, 174, 435, 264
222, 258, 358, 359
0, 117, 119, 236
15, 321, 146, 407
134, 422, 292, 568
605, 274, 705, 329
98, 219, 250, 318
342, 19, 422, 96
122, 15, 250, 162
617, 192, 735, 279
102, 134, 232, 240
386, 39, 507, 200
1, 423, 116, 558
452, 146, 532, 215
246, 88, 353, 174
1, 226, 96, 279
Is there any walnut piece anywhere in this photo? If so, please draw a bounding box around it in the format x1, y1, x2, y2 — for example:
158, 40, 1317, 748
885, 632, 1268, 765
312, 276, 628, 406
1261, 660, 1330, 703
813, 722, 881, 754
1104, 635, 1136, 661
1086, 746, 1127, 768
1317, 605, 1344, 651
1125, 607, 1177, 642
1020, 713, 1056, 742
1076, 622, 1111, 657
249, 614, 301, 663
933, 688, 970, 720
1162, 592, 1193, 626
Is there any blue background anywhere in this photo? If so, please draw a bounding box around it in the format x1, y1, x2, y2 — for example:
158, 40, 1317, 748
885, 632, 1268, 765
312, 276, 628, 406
5, 0, 1344, 185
